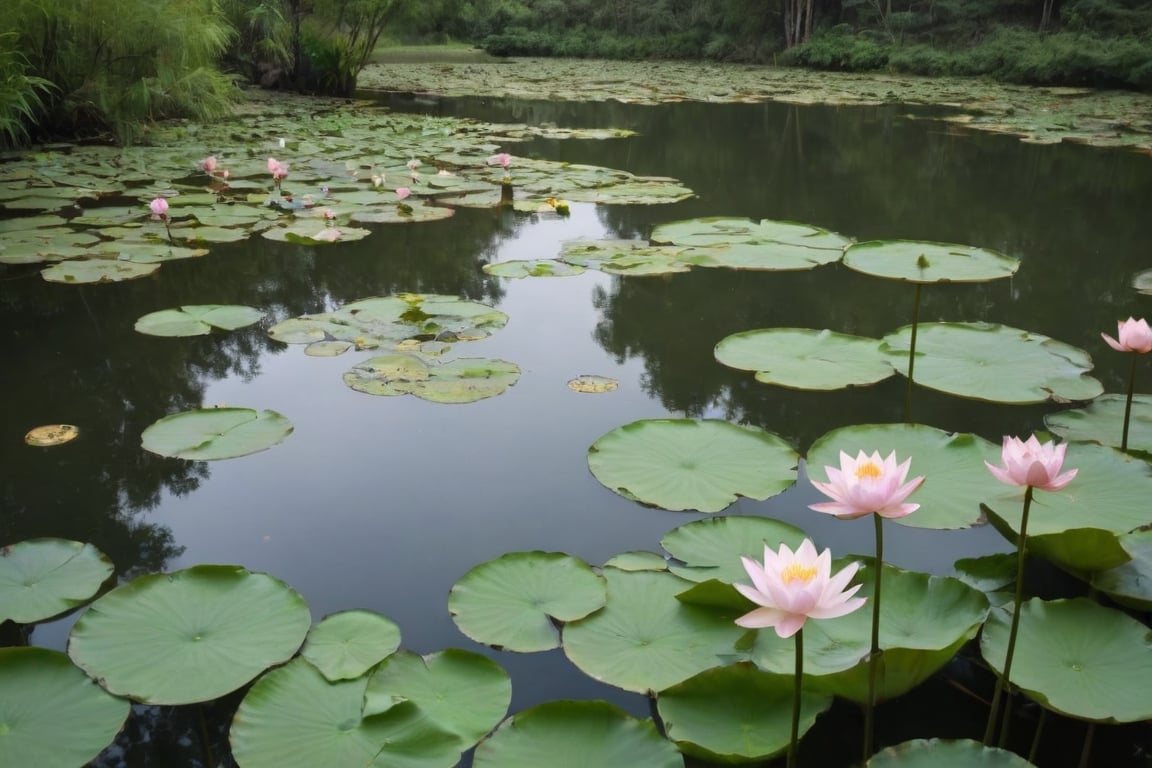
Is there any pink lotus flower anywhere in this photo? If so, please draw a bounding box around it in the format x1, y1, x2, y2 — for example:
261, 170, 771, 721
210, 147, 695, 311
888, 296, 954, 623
809, 450, 924, 520
322, 208, 336, 220
985, 435, 1077, 491
267, 157, 289, 180
406, 158, 420, 171
1102, 317, 1152, 353
149, 197, 169, 217
200, 155, 217, 173
488, 152, 512, 168
395, 187, 411, 201
313, 228, 341, 242
735, 539, 866, 639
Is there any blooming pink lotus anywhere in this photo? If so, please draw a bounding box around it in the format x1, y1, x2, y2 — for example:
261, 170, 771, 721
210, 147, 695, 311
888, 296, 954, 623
1102, 317, 1152, 354
488, 152, 512, 168
322, 208, 336, 220
200, 155, 217, 173
149, 197, 168, 217
735, 539, 865, 638
809, 450, 924, 520
395, 187, 411, 201
985, 435, 1077, 491
267, 157, 288, 180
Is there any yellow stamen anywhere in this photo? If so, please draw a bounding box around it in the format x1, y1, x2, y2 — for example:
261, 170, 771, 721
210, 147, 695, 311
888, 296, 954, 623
855, 462, 882, 480
781, 563, 817, 585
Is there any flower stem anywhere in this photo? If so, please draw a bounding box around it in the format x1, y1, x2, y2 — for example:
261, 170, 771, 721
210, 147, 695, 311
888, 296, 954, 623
904, 284, 922, 424
984, 485, 1033, 747
1078, 722, 1096, 768
1123, 352, 1137, 452
1028, 707, 1048, 764
863, 514, 884, 762
790, 627, 803, 768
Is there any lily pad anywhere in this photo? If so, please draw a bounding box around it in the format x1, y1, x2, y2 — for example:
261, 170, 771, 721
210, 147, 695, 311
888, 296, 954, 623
603, 551, 669, 572
867, 739, 1036, 766
660, 515, 808, 584
651, 216, 848, 270
843, 240, 1019, 283
1045, 394, 1152, 457
562, 568, 746, 694
304, 340, 353, 356
567, 374, 619, 393
230, 657, 463, 768
41, 259, 160, 284
300, 610, 402, 682
587, 419, 798, 513
68, 564, 311, 704
364, 649, 512, 744
562, 180, 695, 205
141, 407, 294, 460
349, 203, 455, 224
806, 423, 1003, 529
881, 322, 1103, 404
559, 239, 692, 276
24, 424, 80, 446
981, 597, 1152, 722
344, 355, 520, 403
262, 223, 372, 243
657, 664, 832, 763
473, 700, 683, 768
1091, 528, 1152, 610
448, 551, 606, 652
714, 328, 895, 390
482, 259, 585, 278
134, 305, 265, 337
0, 647, 131, 768
0, 539, 113, 623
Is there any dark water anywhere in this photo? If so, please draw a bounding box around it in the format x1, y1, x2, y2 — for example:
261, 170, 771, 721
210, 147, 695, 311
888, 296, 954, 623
4, 91, 1152, 766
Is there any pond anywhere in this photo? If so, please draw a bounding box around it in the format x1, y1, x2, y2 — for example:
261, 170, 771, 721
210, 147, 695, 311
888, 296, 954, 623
3, 85, 1152, 767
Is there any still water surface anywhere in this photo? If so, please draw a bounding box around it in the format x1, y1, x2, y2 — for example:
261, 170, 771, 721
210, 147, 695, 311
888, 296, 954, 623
4, 90, 1152, 766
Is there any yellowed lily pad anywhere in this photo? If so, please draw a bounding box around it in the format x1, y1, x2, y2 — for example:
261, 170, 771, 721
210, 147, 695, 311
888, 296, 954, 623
344, 354, 521, 403
41, 260, 160, 284
568, 375, 619, 393
25, 424, 80, 447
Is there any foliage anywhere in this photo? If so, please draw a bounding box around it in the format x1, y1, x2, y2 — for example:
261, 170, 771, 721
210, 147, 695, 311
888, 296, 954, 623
0, 32, 53, 148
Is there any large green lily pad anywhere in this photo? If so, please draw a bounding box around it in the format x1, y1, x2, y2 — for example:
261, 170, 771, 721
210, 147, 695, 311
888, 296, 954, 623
651, 217, 848, 271
881, 322, 1103, 404
587, 419, 798, 513
714, 328, 895, 390
1045, 394, 1152, 457
558, 239, 692, 276
448, 551, 606, 653
482, 259, 586, 278
981, 597, 1152, 722
344, 355, 521, 403
141, 407, 294, 460
562, 568, 746, 694
68, 564, 311, 704
0, 538, 113, 624
41, 259, 160, 284
473, 700, 683, 768
660, 515, 808, 584
230, 657, 463, 768
807, 423, 1003, 529
0, 648, 131, 768
657, 664, 832, 763
867, 739, 1036, 766
300, 610, 402, 682
843, 240, 1019, 283
134, 305, 265, 337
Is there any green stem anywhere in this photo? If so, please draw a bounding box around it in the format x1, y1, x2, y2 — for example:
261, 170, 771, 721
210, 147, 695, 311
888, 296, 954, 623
1078, 722, 1096, 768
863, 514, 884, 762
1028, 707, 1048, 764
197, 703, 216, 768
789, 627, 803, 768
904, 284, 922, 424
1123, 352, 1137, 452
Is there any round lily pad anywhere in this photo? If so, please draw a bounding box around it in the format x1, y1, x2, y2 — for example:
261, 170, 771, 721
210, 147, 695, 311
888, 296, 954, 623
473, 700, 683, 768
587, 419, 798, 513
41, 259, 160, 284
660, 515, 808, 583
140, 407, 293, 460
304, 340, 353, 356
1132, 268, 1152, 296
0, 647, 130, 768
715, 328, 895, 390
657, 665, 832, 763
230, 657, 463, 768
1045, 394, 1152, 457
867, 739, 1036, 766
981, 597, 1152, 722
558, 239, 692, 276
364, 649, 512, 744
807, 423, 1003, 529
651, 216, 848, 271
68, 564, 311, 704
843, 240, 1019, 283
562, 180, 695, 205
0, 539, 113, 623
134, 305, 265, 337
567, 375, 619, 393
482, 259, 585, 278
349, 203, 455, 224
881, 322, 1103, 404
300, 610, 402, 682
261, 223, 371, 243
448, 551, 606, 653
603, 551, 669, 572
561, 568, 747, 694
24, 424, 79, 446
344, 355, 521, 403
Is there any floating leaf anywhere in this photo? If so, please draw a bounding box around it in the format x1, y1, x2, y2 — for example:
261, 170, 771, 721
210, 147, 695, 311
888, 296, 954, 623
658, 664, 831, 763
483, 259, 585, 278
262, 223, 371, 243
651, 216, 848, 270
449, 551, 606, 652
715, 328, 895, 390
141, 407, 294, 460
587, 419, 798, 513
304, 340, 353, 356
344, 355, 520, 403
473, 700, 683, 768
1045, 394, 1152, 457
364, 649, 511, 744
349, 203, 455, 224
1133, 268, 1152, 296
881, 322, 1103, 404
867, 739, 1036, 766
69, 565, 311, 704
0, 539, 113, 623
604, 551, 669, 572
981, 598, 1152, 722
134, 305, 264, 337
807, 423, 1002, 529
1091, 528, 1152, 610
843, 240, 1019, 283
567, 375, 618, 393
230, 657, 463, 768
24, 424, 79, 446
300, 610, 401, 682
562, 568, 746, 693
563, 180, 695, 205
559, 239, 692, 276
41, 259, 160, 284
0, 648, 130, 768
661, 516, 808, 584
